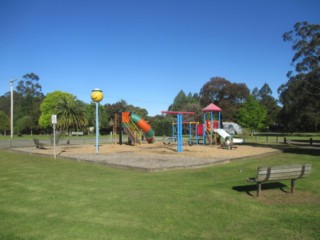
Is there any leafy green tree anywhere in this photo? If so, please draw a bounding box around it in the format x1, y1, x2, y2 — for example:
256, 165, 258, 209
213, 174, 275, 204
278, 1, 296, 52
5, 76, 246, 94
126, 105, 148, 119
150, 115, 174, 137
0, 111, 10, 135
182, 102, 203, 122
0, 92, 24, 132
252, 83, 280, 131
16, 73, 43, 97
251, 87, 260, 99
237, 95, 267, 136
0, 94, 11, 117
16, 116, 35, 135
39, 91, 88, 134
55, 95, 88, 135
105, 100, 128, 118
187, 92, 200, 104
0, 73, 44, 131
200, 77, 250, 121
169, 90, 188, 111
86, 102, 108, 133
278, 22, 320, 131
199, 77, 229, 105
39, 91, 71, 130
15, 73, 44, 133
169, 90, 200, 112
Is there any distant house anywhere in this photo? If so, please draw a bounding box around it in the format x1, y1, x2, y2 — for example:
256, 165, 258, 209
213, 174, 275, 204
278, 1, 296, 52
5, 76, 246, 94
223, 122, 243, 135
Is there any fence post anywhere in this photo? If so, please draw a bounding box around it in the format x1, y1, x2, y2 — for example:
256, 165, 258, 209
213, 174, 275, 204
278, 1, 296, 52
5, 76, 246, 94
284, 137, 287, 144
310, 138, 313, 146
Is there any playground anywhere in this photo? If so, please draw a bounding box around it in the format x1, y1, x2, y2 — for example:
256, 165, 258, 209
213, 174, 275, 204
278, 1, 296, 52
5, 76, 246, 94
14, 103, 280, 171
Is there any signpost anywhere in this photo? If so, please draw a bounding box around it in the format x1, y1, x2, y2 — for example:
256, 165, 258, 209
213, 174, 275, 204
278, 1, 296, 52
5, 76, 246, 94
51, 115, 57, 159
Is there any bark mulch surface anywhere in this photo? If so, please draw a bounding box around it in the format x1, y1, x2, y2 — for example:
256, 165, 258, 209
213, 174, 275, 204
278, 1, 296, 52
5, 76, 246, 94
14, 142, 279, 172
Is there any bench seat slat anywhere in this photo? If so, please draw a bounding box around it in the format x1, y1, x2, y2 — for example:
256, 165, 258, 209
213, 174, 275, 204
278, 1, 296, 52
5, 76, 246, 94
256, 173, 309, 182
256, 170, 311, 180
258, 166, 311, 174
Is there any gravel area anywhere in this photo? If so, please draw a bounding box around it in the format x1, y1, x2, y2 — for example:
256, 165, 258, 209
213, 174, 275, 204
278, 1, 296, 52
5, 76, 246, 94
13, 142, 280, 172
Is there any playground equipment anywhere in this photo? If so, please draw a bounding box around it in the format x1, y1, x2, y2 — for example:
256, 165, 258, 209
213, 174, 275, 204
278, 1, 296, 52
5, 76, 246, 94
118, 112, 154, 145
199, 103, 222, 145
162, 104, 243, 150
168, 121, 199, 146
196, 119, 221, 144
161, 111, 195, 152
201, 103, 244, 145
214, 128, 243, 143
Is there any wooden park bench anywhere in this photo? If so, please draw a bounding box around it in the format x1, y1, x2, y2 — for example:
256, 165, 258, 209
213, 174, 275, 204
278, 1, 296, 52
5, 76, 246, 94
33, 138, 46, 149
247, 164, 312, 196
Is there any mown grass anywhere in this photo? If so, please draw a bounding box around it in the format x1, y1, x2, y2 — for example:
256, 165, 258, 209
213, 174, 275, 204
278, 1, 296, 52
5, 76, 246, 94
0, 146, 319, 239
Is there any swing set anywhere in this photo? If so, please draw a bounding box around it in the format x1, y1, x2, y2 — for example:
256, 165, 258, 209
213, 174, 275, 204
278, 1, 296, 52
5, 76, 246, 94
161, 111, 195, 152
166, 121, 199, 146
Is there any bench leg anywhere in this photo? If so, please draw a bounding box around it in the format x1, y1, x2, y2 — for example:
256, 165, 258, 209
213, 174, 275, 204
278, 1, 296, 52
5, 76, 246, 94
257, 183, 261, 197
291, 179, 295, 193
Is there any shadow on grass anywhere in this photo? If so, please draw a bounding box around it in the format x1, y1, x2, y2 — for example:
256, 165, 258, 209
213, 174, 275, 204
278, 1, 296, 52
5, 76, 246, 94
243, 142, 320, 156
281, 146, 320, 156
232, 182, 288, 197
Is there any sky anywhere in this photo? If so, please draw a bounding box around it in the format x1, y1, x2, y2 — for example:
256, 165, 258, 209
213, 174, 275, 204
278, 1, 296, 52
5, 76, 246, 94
1, 0, 319, 116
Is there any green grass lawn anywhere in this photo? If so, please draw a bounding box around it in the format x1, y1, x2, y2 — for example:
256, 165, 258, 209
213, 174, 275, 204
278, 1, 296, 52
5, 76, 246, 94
0, 146, 319, 239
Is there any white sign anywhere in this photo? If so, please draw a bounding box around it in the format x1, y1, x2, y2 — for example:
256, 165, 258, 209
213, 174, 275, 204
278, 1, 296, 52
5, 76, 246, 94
51, 115, 57, 124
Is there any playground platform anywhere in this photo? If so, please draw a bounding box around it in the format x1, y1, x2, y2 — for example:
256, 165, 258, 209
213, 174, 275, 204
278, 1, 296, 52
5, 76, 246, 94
11, 142, 280, 172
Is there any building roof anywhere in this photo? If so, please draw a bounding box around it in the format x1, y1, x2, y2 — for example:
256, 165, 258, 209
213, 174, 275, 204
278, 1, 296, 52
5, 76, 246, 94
203, 103, 222, 112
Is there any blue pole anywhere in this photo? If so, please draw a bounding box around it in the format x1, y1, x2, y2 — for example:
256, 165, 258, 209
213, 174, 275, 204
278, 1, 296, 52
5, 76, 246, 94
96, 102, 99, 154
172, 122, 175, 140
177, 114, 183, 152
203, 113, 206, 145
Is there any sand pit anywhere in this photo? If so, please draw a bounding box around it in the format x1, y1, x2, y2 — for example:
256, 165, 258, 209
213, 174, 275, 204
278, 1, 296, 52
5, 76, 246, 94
14, 142, 280, 171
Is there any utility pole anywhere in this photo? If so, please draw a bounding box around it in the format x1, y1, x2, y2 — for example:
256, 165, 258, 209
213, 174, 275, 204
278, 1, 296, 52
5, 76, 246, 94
10, 79, 16, 139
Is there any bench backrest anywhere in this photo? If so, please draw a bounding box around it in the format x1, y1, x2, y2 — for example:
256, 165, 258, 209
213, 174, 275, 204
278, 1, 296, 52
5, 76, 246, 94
255, 164, 312, 182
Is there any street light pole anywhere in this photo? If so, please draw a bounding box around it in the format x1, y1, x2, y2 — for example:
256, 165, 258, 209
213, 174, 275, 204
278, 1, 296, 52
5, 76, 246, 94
95, 102, 99, 153
90, 88, 104, 154
10, 79, 16, 139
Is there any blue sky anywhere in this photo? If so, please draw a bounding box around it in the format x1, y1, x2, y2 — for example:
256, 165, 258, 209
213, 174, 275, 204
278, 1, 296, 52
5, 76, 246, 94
1, 0, 319, 116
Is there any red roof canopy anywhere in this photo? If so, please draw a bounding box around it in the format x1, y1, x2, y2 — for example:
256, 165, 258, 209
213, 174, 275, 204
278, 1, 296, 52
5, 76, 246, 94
203, 103, 222, 112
